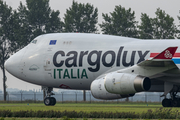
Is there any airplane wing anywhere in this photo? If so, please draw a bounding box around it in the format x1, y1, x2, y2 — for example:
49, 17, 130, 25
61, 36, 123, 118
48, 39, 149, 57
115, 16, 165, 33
91, 47, 179, 100
117, 47, 178, 78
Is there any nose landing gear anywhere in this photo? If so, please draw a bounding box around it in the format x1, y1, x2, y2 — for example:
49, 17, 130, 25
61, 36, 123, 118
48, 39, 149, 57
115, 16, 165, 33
42, 87, 56, 106
44, 97, 56, 106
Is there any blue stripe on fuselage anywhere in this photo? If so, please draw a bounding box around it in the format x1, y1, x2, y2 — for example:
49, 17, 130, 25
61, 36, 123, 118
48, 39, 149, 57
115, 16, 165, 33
172, 58, 180, 64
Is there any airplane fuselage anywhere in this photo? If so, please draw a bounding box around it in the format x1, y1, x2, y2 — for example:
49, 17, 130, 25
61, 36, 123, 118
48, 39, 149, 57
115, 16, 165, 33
5, 33, 180, 90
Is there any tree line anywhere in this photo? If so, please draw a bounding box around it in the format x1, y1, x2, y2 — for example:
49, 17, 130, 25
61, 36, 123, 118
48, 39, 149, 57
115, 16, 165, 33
0, 0, 179, 101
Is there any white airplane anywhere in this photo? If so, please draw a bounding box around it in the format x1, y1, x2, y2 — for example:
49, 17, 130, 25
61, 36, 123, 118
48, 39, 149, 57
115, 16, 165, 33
5, 33, 180, 107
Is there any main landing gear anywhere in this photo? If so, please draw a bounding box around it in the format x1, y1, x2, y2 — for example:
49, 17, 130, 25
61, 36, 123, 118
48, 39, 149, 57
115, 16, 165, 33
162, 87, 180, 107
42, 87, 56, 106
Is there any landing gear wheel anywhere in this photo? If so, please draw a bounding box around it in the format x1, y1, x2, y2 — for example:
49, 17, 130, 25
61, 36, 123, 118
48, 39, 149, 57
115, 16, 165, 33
44, 97, 51, 106
44, 97, 56, 106
51, 97, 56, 106
162, 86, 180, 107
162, 99, 171, 107
42, 87, 56, 106
171, 100, 179, 107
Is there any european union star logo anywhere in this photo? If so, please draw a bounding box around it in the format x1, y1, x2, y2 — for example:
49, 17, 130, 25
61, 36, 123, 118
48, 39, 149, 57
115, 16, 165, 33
49, 40, 57, 45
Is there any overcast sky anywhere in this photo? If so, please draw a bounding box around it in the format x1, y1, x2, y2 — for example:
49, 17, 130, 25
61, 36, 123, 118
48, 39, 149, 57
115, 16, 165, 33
1, 0, 180, 92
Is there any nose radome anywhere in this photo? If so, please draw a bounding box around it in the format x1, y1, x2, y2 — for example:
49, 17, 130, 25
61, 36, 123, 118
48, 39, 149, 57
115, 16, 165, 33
5, 56, 13, 72
5, 55, 20, 78
5, 45, 28, 76
4, 58, 10, 71
5, 46, 28, 80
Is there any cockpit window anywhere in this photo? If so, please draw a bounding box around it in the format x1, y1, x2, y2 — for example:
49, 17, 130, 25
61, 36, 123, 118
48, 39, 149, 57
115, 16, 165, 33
31, 39, 37, 44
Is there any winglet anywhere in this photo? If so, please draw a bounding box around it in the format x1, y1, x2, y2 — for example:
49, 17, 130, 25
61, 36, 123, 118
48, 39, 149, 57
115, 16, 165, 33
153, 47, 178, 60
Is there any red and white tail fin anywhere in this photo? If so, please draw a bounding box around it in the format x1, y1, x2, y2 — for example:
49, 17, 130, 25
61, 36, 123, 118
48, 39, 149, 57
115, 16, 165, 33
138, 47, 178, 66
153, 47, 178, 60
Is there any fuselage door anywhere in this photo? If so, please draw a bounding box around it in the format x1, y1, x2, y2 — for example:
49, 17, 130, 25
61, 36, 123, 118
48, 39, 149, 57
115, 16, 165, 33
44, 55, 53, 79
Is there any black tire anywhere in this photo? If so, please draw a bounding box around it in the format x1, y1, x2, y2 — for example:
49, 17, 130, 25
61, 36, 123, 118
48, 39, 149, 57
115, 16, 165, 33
51, 97, 56, 106
162, 99, 171, 107
44, 97, 51, 106
171, 99, 180, 107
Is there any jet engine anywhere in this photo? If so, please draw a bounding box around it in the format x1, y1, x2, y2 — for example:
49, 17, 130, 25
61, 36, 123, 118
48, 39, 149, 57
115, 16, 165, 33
91, 72, 151, 100
91, 77, 135, 100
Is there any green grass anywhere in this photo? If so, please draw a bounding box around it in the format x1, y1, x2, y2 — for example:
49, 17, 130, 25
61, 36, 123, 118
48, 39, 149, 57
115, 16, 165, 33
1, 102, 180, 119
0, 102, 171, 113
1, 118, 118, 120
1, 118, 123, 120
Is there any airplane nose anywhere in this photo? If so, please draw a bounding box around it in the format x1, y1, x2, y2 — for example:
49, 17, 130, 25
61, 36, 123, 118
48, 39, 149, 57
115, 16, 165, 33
5, 46, 28, 79
5, 55, 20, 78
5, 57, 15, 71
4, 58, 9, 70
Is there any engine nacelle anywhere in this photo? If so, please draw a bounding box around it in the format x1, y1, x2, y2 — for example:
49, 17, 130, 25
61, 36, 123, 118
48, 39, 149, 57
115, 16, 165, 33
105, 72, 151, 95
90, 72, 151, 100
91, 77, 134, 100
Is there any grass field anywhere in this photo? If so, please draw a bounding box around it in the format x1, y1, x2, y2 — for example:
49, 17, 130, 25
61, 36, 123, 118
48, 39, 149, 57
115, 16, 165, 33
0, 102, 177, 113
1, 102, 180, 119
0, 118, 122, 120
1, 118, 123, 120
